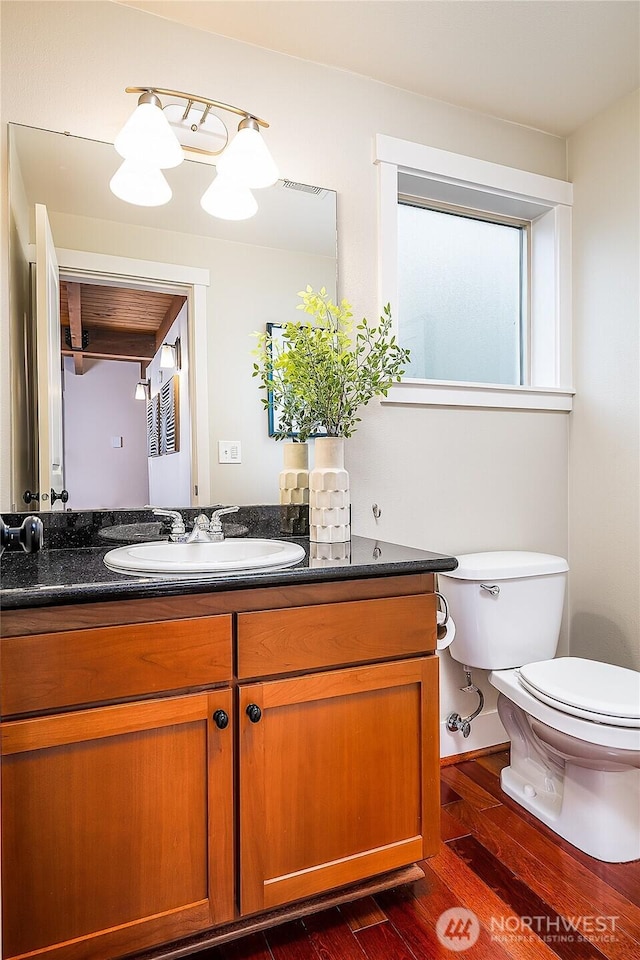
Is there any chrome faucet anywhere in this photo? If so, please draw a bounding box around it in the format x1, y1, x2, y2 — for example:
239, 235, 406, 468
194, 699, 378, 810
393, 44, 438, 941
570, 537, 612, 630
151, 505, 239, 543
185, 514, 214, 543
185, 507, 239, 542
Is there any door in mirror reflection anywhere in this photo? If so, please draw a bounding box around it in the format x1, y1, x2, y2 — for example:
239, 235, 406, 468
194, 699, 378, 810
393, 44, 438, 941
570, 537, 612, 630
59, 282, 191, 511
35, 203, 64, 511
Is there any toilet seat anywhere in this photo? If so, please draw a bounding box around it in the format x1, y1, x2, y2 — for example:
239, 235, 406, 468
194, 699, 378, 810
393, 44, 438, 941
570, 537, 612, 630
518, 657, 640, 729
490, 667, 640, 751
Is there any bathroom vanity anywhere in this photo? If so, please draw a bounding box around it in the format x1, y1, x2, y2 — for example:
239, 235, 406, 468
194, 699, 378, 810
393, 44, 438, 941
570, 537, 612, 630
0, 520, 456, 960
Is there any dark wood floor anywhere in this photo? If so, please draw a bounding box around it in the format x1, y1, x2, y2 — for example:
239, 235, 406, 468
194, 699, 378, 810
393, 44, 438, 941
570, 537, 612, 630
200, 750, 640, 960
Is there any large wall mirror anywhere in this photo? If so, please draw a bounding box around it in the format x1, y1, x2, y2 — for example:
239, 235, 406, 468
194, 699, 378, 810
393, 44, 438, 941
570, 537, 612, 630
6, 123, 337, 512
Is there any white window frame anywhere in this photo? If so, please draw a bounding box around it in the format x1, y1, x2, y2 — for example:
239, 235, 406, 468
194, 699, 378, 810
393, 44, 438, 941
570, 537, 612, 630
376, 134, 574, 411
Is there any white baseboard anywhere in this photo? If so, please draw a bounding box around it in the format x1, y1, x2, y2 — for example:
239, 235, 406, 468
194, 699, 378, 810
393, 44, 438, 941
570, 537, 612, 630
440, 708, 507, 759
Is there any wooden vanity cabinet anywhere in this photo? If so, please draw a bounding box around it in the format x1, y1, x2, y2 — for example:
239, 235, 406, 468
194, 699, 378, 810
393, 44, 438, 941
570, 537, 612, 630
1, 575, 439, 960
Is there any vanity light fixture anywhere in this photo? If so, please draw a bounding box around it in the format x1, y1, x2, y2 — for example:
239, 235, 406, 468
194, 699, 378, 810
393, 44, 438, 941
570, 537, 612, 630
134, 379, 150, 401
159, 337, 181, 371
111, 87, 279, 219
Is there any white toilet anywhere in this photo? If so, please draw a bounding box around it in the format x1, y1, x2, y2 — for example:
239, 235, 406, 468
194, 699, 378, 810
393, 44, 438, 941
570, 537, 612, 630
439, 551, 640, 863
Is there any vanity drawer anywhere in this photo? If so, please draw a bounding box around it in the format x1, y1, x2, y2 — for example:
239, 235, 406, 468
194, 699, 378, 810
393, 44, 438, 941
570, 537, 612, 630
237, 593, 436, 678
1, 616, 232, 717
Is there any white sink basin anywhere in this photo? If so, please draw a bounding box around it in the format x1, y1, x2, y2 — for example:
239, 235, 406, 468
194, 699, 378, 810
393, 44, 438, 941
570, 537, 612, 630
104, 538, 305, 577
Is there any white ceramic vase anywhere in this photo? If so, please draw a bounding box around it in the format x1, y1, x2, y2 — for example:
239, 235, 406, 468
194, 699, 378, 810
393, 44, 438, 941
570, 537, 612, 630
279, 442, 309, 506
309, 436, 350, 543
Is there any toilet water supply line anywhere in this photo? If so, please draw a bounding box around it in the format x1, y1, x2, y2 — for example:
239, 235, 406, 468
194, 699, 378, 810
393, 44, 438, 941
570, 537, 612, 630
446, 668, 485, 738
435, 588, 485, 738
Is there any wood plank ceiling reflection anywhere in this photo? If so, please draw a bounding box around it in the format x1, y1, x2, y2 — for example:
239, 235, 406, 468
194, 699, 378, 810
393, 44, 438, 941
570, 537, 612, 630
59, 281, 186, 375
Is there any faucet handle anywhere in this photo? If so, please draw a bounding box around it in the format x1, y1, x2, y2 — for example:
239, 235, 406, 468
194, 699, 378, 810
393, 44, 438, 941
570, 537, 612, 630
208, 506, 239, 540
150, 508, 186, 539
210, 506, 240, 525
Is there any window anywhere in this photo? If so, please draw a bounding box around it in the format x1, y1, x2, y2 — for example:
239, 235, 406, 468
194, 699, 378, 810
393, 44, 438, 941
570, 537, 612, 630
398, 202, 527, 386
375, 135, 574, 411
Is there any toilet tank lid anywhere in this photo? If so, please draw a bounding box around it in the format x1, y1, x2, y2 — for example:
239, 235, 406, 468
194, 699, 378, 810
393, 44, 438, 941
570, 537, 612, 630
440, 551, 569, 580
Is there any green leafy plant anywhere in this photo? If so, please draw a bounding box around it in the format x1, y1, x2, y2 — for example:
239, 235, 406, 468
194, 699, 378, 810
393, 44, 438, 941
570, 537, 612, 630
253, 287, 410, 441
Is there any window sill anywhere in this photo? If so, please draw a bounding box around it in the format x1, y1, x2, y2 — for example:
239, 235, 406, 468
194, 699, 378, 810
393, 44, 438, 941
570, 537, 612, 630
382, 380, 574, 411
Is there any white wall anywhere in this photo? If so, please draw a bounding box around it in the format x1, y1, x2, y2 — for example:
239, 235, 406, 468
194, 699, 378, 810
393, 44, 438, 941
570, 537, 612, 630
0, 0, 571, 746
63, 357, 149, 509
568, 88, 640, 671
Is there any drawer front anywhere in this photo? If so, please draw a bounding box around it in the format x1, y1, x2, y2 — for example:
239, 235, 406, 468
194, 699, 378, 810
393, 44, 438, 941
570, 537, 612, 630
1, 616, 232, 717
237, 594, 436, 678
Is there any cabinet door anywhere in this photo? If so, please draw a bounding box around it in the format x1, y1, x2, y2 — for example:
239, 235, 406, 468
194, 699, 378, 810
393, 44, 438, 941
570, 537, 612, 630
1, 691, 234, 960
239, 656, 439, 915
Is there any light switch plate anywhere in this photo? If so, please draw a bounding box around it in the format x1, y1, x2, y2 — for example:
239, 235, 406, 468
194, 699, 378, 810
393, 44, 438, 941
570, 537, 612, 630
218, 440, 242, 463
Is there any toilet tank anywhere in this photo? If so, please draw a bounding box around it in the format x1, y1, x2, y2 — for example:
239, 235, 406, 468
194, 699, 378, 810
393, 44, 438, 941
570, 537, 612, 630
439, 551, 568, 670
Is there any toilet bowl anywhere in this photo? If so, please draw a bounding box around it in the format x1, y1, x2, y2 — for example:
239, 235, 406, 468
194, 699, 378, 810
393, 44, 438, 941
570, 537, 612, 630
439, 552, 640, 863
492, 661, 640, 862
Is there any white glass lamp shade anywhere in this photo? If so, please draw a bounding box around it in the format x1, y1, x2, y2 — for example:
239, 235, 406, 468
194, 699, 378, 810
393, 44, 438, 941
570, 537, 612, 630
110, 159, 172, 207
201, 173, 258, 220
217, 123, 279, 189
114, 101, 184, 169
134, 381, 148, 400
160, 343, 175, 368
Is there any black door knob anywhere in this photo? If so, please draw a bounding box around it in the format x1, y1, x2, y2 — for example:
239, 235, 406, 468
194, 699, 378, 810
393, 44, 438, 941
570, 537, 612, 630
23, 490, 39, 504
246, 703, 262, 723
51, 488, 69, 504
213, 709, 229, 730
0, 515, 43, 556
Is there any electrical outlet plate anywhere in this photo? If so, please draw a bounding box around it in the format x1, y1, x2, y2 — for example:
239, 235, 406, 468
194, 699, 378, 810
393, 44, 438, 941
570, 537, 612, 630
218, 440, 242, 463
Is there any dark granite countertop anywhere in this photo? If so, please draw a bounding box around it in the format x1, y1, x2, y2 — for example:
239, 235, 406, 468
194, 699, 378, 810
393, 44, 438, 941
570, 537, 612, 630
0, 507, 457, 610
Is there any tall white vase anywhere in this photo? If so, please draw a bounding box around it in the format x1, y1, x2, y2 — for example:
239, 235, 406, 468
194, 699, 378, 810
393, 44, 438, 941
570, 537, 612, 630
309, 437, 350, 543
279, 442, 309, 506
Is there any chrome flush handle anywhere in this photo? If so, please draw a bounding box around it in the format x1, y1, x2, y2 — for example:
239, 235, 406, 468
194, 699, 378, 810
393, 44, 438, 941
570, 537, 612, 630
480, 583, 500, 596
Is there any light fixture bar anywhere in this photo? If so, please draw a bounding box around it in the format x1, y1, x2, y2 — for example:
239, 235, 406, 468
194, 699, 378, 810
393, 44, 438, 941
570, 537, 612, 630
125, 86, 269, 128
114, 85, 278, 217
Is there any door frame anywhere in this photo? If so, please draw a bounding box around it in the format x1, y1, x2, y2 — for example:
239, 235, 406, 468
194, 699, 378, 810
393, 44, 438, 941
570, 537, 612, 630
28, 246, 212, 506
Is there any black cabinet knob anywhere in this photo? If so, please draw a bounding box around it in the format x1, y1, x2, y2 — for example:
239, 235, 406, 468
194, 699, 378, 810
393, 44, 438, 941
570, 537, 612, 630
246, 703, 262, 724
23, 490, 39, 504
213, 709, 229, 730
51, 488, 69, 504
